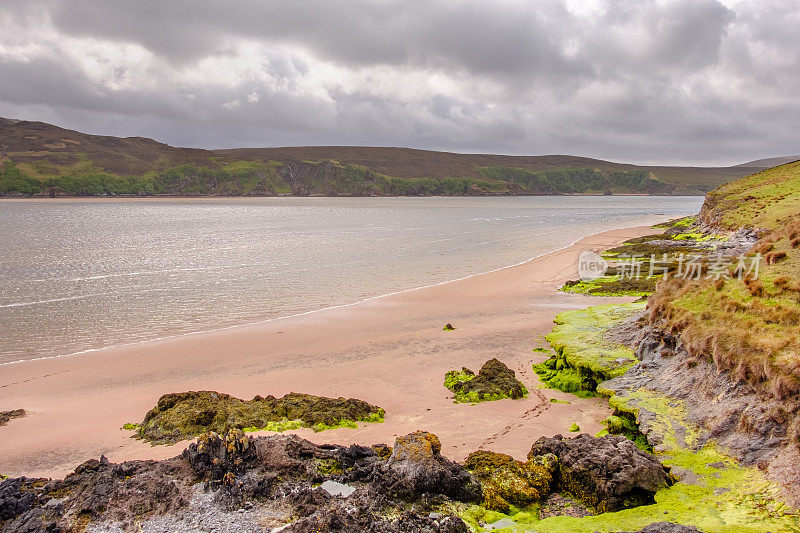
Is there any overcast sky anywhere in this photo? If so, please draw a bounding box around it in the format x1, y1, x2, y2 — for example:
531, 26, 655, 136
0, 0, 797, 165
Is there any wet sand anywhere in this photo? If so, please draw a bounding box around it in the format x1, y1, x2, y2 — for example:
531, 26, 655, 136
0, 225, 656, 479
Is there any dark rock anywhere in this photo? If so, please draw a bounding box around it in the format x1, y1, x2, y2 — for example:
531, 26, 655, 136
286, 504, 469, 533
445, 358, 527, 402
616, 522, 703, 533
2, 506, 62, 533
539, 492, 593, 518
529, 434, 674, 513
0, 409, 26, 427
369, 431, 482, 503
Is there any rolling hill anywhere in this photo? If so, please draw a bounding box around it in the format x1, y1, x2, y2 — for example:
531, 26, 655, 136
0, 118, 779, 197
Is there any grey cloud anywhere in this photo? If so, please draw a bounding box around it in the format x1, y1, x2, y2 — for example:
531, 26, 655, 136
0, 0, 798, 165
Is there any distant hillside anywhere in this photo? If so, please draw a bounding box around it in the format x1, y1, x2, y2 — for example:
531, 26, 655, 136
734, 155, 800, 168
0, 118, 774, 197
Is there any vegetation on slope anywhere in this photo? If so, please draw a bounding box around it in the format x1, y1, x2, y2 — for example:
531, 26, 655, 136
0, 118, 770, 197
475, 166, 670, 194
648, 161, 800, 400
701, 160, 800, 230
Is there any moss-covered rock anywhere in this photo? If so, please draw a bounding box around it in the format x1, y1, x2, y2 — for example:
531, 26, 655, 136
444, 358, 527, 403
384, 431, 483, 503
528, 434, 674, 514
464, 450, 557, 513
136, 391, 385, 445
533, 303, 643, 397
600, 411, 652, 452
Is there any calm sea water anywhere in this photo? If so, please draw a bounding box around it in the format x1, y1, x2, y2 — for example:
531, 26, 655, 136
0, 196, 703, 364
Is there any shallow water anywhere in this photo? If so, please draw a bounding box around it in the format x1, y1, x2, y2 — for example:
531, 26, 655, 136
0, 196, 703, 364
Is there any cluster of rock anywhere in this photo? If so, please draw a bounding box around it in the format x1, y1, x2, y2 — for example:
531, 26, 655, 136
135, 391, 385, 445
0, 430, 679, 532
444, 358, 527, 403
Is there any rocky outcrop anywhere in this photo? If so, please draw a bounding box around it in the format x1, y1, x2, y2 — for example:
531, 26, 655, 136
528, 434, 674, 513
0, 431, 480, 532
136, 391, 385, 444
602, 322, 800, 505
444, 358, 527, 403
0, 430, 693, 532
366, 431, 483, 503
464, 450, 556, 512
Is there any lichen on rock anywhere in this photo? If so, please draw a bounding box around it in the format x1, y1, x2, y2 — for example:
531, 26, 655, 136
464, 450, 557, 513
444, 358, 527, 403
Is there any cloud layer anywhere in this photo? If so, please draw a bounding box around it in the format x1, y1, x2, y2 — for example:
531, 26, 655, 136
0, 0, 797, 165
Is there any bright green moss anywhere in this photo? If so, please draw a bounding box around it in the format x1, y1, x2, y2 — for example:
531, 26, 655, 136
444, 369, 475, 390
122, 423, 139, 431
314, 457, 343, 476
560, 275, 655, 297
653, 216, 697, 229
242, 419, 304, 433
463, 385, 799, 532
569, 423, 580, 432
534, 303, 643, 397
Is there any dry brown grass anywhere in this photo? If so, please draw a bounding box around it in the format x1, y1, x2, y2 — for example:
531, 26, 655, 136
647, 221, 800, 399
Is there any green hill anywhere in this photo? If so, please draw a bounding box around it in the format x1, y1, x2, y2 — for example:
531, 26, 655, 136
0, 117, 772, 197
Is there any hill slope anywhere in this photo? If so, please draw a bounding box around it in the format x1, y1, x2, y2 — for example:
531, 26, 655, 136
652, 160, 800, 398
0, 118, 776, 197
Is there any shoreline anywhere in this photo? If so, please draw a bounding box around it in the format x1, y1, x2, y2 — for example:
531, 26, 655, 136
2, 219, 669, 368
0, 193, 703, 203
0, 223, 659, 479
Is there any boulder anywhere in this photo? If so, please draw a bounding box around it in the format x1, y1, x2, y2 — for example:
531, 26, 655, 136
445, 358, 527, 403
529, 434, 674, 513
374, 431, 482, 503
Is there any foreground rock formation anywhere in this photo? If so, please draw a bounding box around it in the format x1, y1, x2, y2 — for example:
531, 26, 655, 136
0, 430, 683, 532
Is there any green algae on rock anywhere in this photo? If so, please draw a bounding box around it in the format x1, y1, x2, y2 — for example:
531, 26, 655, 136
444, 358, 528, 403
135, 391, 385, 445
464, 450, 557, 513
523, 386, 800, 533
561, 275, 657, 297
533, 303, 643, 397
596, 411, 651, 452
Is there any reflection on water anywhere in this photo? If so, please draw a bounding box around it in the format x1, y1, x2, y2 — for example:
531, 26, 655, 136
0, 196, 703, 363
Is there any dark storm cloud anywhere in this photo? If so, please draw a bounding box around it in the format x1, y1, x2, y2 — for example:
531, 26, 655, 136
0, 0, 797, 164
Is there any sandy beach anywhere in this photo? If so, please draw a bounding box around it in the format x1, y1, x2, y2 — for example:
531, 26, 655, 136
0, 224, 655, 479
